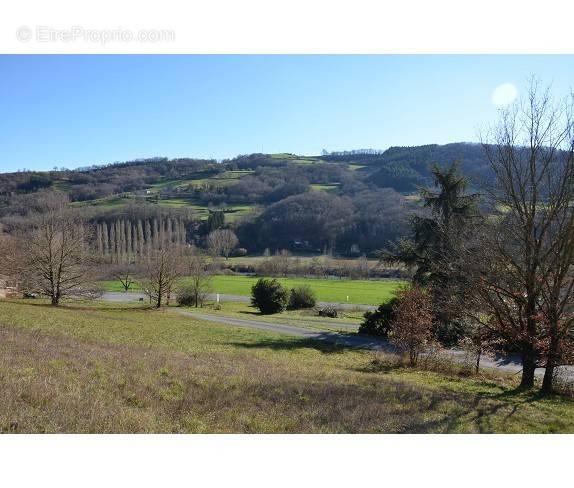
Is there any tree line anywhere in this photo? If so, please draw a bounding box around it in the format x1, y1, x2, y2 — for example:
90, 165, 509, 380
94, 217, 187, 263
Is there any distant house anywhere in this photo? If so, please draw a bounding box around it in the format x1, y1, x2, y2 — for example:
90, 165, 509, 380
0, 274, 20, 299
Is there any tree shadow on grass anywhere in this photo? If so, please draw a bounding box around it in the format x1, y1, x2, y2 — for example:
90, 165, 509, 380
230, 328, 398, 356
356, 357, 559, 432
5, 300, 153, 313
228, 336, 354, 354
238, 310, 265, 317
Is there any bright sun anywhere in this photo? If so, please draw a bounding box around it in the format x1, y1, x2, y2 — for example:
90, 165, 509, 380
491, 83, 518, 106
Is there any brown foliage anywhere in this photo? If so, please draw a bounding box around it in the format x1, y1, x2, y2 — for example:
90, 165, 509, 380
390, 286, 434, 366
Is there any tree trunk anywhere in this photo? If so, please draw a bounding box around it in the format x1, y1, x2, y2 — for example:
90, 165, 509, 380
521, 297, 538, 389
541, 325, 559, 394
520, 349, 536, 389
475, 348, 481, 374
541, 358, 555, 394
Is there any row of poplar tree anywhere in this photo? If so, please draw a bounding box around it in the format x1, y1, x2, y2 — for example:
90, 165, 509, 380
94, 217, 188, 263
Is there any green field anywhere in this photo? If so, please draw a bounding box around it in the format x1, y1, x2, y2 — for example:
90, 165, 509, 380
348, 164, 367, 171
103, 275, 403, 305
310, 183, 340, 192
1, 299, 573, 433
209, 276, 400, 305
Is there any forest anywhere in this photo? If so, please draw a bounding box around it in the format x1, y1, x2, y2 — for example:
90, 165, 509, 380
0, 142, 492, 255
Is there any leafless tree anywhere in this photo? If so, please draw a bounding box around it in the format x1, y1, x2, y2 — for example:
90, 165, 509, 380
139, 245, 184, 308
111, 263, 138, 292
17, 195, 101, 305
206, 229, 239, 260
0, 233, 19, 294
178, 247, 212, 307
479, 79, 574, 391
0, 233, 16, 271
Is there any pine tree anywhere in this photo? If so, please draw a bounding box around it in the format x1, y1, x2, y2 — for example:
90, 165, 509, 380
385, 162, 479, 345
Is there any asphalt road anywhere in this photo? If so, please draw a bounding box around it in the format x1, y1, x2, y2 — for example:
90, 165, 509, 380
101, 291, 573, 379
179, 310, 528, 374
102, 291, 376, 310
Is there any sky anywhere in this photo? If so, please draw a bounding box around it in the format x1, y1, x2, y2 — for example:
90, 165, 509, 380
1, 55, 573, 173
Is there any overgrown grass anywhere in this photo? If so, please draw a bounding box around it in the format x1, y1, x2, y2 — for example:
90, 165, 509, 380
1, 299, 574, 433
102, 275, 402, 305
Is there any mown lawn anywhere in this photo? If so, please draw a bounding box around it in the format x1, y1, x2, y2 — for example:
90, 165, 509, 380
206, 275, 401, 305
1, 299, 574, 433
102, 275, 403, 306
193, 301, 364, 332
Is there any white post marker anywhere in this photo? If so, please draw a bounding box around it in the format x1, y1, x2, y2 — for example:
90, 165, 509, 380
216, 293, 220, 303
346, 295, 349, 302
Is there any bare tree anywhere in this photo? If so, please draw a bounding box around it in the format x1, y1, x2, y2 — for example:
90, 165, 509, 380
139, 245, 184, 308
178, 248, 212, 307
17, 195, 101, 305
0, 233, 19, 295
206, 229, 239, 260
111, 263, 138, 292
480, 79, 574, 391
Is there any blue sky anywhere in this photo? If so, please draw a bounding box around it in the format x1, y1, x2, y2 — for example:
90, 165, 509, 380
1, 55, 573, 172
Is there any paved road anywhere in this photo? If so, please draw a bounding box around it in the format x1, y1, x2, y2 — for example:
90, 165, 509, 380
101, 292, 572, 379
179, 310, 391, 349
179, 310, 529, 374
102, 291, 376, 310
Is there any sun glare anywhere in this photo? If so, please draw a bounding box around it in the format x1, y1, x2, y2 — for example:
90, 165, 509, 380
491, 83, 518, 106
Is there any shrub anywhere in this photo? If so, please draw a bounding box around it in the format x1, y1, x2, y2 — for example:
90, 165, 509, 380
318, 306, 338, 318
390, 286, 434, 366
359, 297, 399, 338
288, 285, 316, 310
231, 247, 248, 257
176, 284, 201, 307
251, 278, 289, 314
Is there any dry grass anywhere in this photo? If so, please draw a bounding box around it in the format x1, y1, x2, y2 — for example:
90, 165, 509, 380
1, 300, 574, 433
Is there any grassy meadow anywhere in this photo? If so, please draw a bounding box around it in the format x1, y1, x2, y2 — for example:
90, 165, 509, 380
102, 275, 403, 306
1, 299, 574, 433
192, 301, 364, 332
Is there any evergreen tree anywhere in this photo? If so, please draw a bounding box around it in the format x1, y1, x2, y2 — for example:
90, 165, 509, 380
206, 210, 225, 233
384, 162, 479, 345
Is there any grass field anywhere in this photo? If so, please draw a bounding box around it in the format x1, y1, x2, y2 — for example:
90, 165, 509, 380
196, 301, 364, 332
310, 183, 340, 192
208, 276, 401, 305
103, 275, 403, 305
1, 299, 573, 433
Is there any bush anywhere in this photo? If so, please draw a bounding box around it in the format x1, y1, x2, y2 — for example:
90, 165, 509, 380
251, 278, 289, 314
318, 306, 338, 318
359, 297, 399, 338
231, 247, 248, 257
176, 284, 199, 307
288, 285, 316, 310
390, 286, 434, 366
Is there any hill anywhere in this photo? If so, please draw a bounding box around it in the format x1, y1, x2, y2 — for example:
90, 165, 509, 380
0, 143, 490, 255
